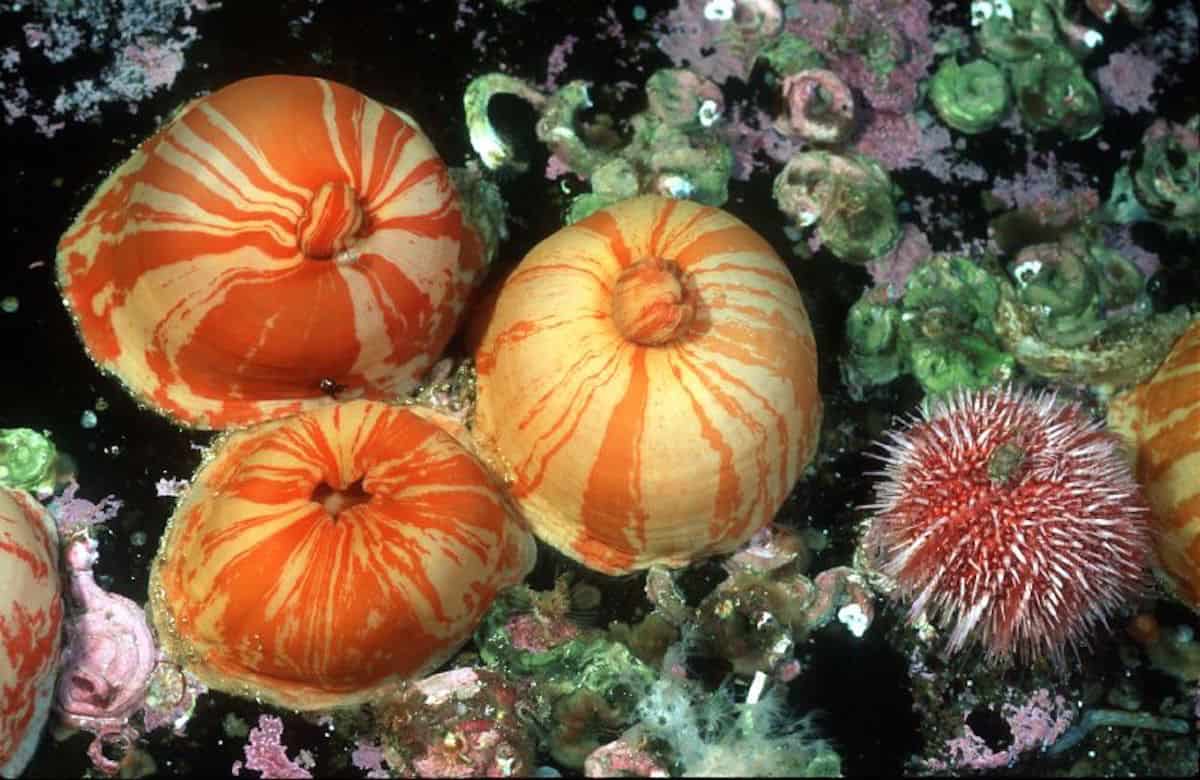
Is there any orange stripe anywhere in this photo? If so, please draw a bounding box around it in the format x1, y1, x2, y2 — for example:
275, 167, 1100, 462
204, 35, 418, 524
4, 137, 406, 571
579, 349, 651, 552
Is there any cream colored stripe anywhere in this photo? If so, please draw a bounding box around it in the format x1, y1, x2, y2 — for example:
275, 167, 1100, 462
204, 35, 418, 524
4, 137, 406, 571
357, 95, 386, 194
319, 79, 357, 186
196, 103, 310, 200
123, 182, 295, 246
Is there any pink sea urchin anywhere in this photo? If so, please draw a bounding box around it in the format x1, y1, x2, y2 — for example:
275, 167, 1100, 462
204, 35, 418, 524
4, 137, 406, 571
863, 386, 1154, 667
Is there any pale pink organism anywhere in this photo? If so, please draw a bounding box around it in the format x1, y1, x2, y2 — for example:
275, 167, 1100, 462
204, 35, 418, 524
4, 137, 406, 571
232, 715, 313, 779
55, 533, 158, 776
778, 69, 856, 144
928, 688, 1075, 770
584, 726, 670, 778
724, 523, 809, 575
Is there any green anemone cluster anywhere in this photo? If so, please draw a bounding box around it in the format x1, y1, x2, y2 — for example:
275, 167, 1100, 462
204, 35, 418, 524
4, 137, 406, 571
772, 150, 901, 263
932, 0, 1103, 139
929, 58, 1010, 134
842, 255, 1015, 397
1008, 45, 1102, 139
758, 31, 826, 78
1004, 232, 1147, 349
1131, 123, 1200, 234
1104, 116, 1200, 236
0, 428, 57, 495
993, 230, 1194, 390
462, 68, 735, 225
474, 585, 658, 770
561, 70, 734, 223
843, 229, 1189, 398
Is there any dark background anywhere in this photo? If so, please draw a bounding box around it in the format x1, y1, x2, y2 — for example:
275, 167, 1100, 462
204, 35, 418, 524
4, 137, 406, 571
2, 1, 1196, 776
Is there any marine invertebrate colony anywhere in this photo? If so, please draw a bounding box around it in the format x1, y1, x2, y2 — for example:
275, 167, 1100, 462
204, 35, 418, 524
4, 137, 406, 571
473, 195, 821, 575
1108, 320, 1200, 608
1104, 116, 1200, 236
464, 68, 736, 223
772, 150, 900, 263
374, 667, 535, 777
57, 75, 483, 430
842, 255, 1015, 397
0, 487, 62, 779
864, 386, 1153, 666
148, 399, 536, 710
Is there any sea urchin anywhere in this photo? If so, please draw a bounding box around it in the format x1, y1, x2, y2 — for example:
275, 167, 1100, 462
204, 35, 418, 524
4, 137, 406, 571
863, 386, 1154, 667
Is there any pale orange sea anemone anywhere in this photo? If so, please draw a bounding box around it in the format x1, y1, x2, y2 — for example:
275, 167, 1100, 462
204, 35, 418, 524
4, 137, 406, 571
1109, 319, 1200, 608
472, 195, 822, 575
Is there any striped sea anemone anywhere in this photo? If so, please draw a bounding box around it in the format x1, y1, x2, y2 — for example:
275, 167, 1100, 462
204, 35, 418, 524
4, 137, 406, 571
56, 75, 482, 430
472, 195, 821, 575
0, 487, 62, 777
148, 400, 536, 710
1109, 320, 1200, 609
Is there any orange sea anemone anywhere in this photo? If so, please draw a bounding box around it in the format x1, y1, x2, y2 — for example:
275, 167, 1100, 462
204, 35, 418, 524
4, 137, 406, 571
1109, 319, 1200, 608
1, 487, 62, 777
56, 75, 482, 430
147, 400, 536, 710
472, 195, 822, 575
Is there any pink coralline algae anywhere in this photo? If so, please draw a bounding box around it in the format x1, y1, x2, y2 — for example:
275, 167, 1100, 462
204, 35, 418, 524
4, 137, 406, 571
785, 0, 934, 115
351, 740, 392, 779
541, 34, 578, 91
865, 223, 933, 299
656, 0, 784, 84
1094, 48, 1160, 113
928, 688, 1075, 771
411, 720, 520, 778
849, 110, 925, 171
507, 612, 581, 653
503, 577, 584, 652
722, 104, 801, 179
232, 715, 313, 780
0, 0, 213, 137
989, 150, 1096, 213
48, 481, 120, 536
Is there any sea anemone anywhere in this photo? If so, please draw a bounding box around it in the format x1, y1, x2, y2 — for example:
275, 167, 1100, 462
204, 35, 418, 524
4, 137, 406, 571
148, 399, 536, 710
472, 195, 821, 575
1109, 320, 1200, 609
56, 75, 483, 430
0, 487, 62, 778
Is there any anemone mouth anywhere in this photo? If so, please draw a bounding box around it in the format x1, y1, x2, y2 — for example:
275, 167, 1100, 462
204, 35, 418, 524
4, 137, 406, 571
610, 257, 696, 346
297, 181, 366, 259
311, 478, 371, 519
